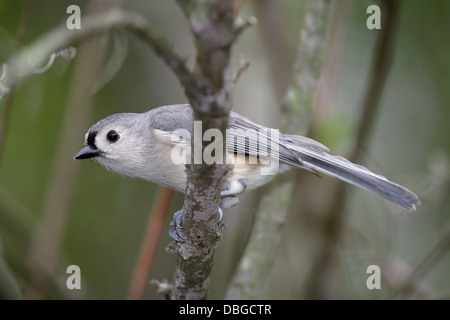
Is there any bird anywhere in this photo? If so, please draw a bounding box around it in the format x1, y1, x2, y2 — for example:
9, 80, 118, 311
74, 104, 420, 240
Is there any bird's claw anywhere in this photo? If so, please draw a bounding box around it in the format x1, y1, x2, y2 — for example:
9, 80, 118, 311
168, 207, 224, 242
169, 209, 186, 242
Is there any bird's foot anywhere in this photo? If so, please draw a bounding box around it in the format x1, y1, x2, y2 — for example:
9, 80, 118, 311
169, 207, 224, 242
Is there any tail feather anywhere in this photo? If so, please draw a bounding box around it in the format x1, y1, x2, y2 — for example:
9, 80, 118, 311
284, 136, 420, 211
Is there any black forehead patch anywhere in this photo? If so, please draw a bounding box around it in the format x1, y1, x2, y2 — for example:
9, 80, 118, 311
87, 131, 98, 148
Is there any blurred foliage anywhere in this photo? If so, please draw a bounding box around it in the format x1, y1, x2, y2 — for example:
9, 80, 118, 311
0, 0, 448, 299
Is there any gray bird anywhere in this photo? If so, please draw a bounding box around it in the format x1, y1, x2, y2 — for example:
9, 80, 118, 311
75, 104, 420, 240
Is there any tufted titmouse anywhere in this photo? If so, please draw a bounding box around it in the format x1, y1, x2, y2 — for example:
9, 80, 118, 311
75, 104, 420, 238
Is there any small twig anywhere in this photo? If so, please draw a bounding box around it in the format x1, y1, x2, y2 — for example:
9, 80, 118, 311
253, 0, 293, 103
0, 81, 10, 100
127, 187, 174, 300
28, 54, 56, 74
0, 8, 178, 97
55, 46, 77, 60
125, 22, 193, 94
151, 279, 173, 300
0, 65, 7, 81
232, 55, 250, 84
0, 255, 23, 299
29, 47, 77, 74
393, 220, 450, 299
233, 16, 258, 42
303, 0, 400, 299
88, 31, 128, 96
349, 0, 398, 162
0, 0, 33, 166
234, 0, 243, 15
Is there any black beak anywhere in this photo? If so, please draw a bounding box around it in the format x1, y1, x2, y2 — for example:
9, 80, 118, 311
74, 145, 101, 160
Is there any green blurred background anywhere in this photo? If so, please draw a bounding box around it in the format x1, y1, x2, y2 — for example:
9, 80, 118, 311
0, 0, 448, 299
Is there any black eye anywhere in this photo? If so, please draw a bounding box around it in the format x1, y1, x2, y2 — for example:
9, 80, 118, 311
106, 130, 120, 143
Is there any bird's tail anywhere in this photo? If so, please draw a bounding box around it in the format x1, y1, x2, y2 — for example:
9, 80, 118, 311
283, 134, 420, 211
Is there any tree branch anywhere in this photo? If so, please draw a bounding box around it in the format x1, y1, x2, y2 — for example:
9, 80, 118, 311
170, 0, 245, 301
25, 2, 114, 299
127, 187, 174, 300
224, 179, 293, 299
0, 0, 34, 166
1, 2, 249, 300
0, 254, 23, 299
393, 220, 450, 298
345, 225, 433, 299
225, 0, 332, 299
0, 8, 193, 101
303, 0, 400, 299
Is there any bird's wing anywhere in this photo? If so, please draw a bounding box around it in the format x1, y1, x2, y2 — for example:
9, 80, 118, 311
228, 111, 420, 211
228, 112, 318, 173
